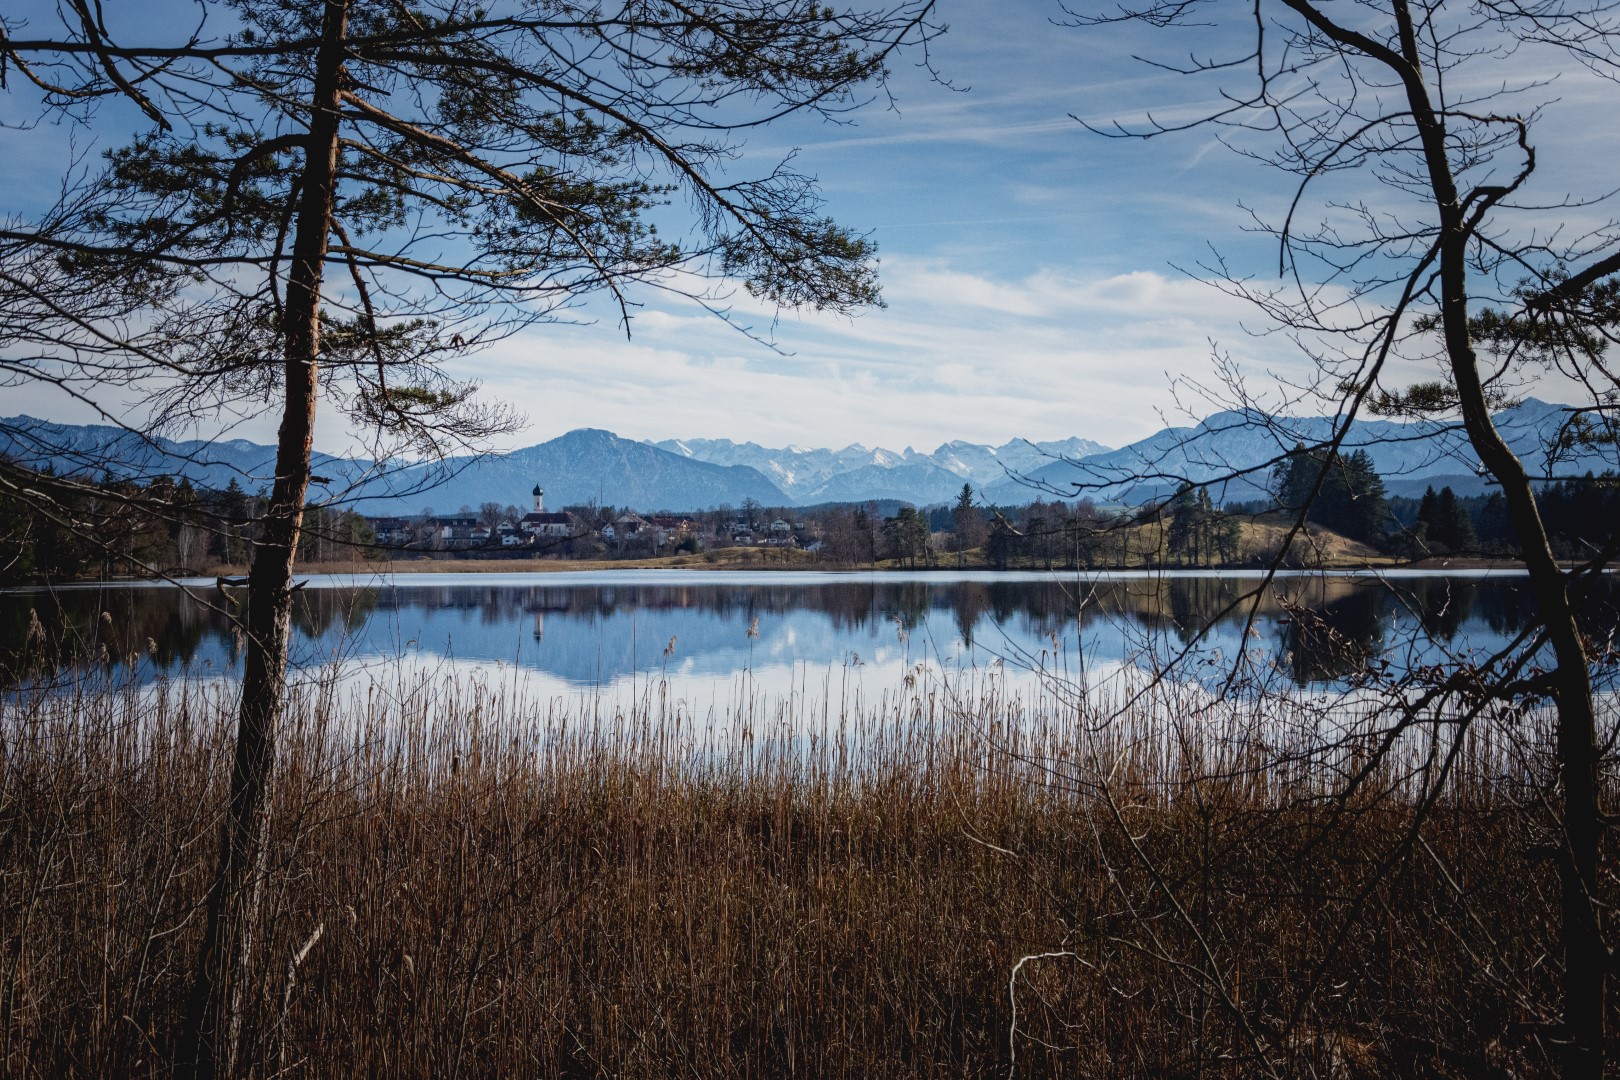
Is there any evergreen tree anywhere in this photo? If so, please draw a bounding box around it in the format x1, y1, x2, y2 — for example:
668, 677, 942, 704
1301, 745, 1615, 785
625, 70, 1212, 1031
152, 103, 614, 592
1023, 505, 1048, 568
883, 506, 930, 567
985, 517, 1016, 570
1166, 486, 1193, 565
1272, 443, 1316, 511
1476, 492, 1516, 554
951, 483, 984, 565
212, 479, 251, 565
0, 482, 36, 581
1166, 485, 1207, 565
1416, 486, 1441, 552
852, 506, 876, 567
1431, 487, 1478, 553
1273, 446, 1390, 545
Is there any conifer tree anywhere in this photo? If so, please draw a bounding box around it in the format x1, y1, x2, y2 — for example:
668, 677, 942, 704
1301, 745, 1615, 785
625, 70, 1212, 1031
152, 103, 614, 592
5, 3, 938, 1071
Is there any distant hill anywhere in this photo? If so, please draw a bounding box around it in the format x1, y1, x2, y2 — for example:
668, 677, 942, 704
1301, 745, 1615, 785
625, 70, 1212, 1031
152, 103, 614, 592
0, 420, 787, 515
4, 399, 1611, 515
980, 398, 1619, 506
372, 428, 789, 515
0, 415, 378, 497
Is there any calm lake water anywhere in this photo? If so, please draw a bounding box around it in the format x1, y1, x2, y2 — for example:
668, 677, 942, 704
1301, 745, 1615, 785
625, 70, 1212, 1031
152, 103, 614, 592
3, 570, 1616, 709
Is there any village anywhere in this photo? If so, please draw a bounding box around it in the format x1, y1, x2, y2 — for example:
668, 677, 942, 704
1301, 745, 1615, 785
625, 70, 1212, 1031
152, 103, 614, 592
366, 484, 815, 556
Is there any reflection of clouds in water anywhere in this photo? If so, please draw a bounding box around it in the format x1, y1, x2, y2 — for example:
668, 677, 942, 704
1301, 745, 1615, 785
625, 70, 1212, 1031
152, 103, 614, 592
5, 572, 1614, 711
269, 649, 1227, 739
64, 645, 1614, 798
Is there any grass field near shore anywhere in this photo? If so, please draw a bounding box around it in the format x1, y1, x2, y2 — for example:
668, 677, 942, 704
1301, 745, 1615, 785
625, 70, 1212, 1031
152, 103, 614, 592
204, 545, 824, 577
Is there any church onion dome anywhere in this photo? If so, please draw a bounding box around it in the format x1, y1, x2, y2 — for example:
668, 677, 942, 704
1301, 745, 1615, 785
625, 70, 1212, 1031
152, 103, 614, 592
532, 483, 543, 496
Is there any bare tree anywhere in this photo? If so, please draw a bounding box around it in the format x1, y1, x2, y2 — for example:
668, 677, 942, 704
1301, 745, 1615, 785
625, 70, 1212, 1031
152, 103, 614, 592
999, 0, 1620, 1074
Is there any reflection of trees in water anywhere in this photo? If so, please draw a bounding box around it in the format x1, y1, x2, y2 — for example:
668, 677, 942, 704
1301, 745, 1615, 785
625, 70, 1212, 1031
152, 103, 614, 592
1475, 579, 1537, 637
0, 587, 218, 682
376, 583, 889, 630
367, 581, 1090, 636
1404, 578, 1476, 643
3, 574, 1613, 688
975, 580, 1086, 637
1576, 584, 1620, 665
0, 586, 380, 685
289, 588, 379, 641
1279, 589, 1387, 685
985, 582, 1026, 629
1165, 577, 1250, 646
950, 584, 992, 648
1263, 577, 1619, 687
878, 582, 934, 634
1466, 574, 1617, 658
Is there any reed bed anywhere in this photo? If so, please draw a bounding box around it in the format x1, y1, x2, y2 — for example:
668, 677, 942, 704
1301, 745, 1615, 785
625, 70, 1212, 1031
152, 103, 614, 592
1, 662, 1610, 1077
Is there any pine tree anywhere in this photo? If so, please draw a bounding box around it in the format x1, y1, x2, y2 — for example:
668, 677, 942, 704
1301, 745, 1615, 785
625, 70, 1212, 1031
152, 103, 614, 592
952, 483, 984, 565
1273, 446, 1390, 545
1434, 486, 1478, 553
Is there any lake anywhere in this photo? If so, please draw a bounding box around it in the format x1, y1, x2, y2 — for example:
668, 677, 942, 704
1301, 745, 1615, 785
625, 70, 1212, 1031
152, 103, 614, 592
3, 569, 1615, 711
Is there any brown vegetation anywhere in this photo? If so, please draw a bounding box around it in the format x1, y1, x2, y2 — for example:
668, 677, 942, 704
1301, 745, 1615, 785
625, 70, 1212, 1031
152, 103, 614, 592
204, 545, 827, 577
202, 518, 1398, 578
3, 667, 1608, 1076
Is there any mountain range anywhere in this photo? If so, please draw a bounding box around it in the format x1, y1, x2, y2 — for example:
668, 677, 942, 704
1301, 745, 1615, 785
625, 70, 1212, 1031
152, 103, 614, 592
1, 398, 1613, 515
977, 398, 1618, 505
651, 436, 1112, 504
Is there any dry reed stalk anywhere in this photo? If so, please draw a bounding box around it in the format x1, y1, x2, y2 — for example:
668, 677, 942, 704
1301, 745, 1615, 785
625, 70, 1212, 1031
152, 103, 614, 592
0, 662, 1611, 1076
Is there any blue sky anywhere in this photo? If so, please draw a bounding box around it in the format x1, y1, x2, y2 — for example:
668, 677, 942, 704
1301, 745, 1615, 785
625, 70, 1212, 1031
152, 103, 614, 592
470, 0, 1305, 453
3, 0, 1614, 455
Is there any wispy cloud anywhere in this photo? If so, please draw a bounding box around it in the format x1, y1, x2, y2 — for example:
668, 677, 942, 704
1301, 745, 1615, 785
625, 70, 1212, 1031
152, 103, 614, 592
5, 0, 1607, 463
446, 253, 1333, 454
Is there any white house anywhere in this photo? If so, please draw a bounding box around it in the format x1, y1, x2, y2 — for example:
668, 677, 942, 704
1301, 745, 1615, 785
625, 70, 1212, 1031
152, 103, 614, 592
433, 515, 485, 544
601, 513, 650, 542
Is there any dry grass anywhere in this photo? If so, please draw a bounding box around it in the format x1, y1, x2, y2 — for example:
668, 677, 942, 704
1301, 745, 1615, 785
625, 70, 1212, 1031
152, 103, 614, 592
204, 546, 823, 577
203, 520, 1397, 577
0, 664, 1608, 1077
1239, 520, 1391, 567
1068, 516, 1391, 569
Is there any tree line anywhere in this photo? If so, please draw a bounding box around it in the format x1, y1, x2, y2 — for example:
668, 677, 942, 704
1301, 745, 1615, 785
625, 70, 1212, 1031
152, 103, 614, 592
9, 452, 1616, 581
0, 463, 376, 582
1391, 476, 1620, 560
1235, 443, 1620, 561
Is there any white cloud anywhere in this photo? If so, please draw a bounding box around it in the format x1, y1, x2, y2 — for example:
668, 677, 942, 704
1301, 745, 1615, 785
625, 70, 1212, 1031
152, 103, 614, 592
5, 0, 1609, 464
436, 252, 1332, 454
877, 260, 1052, 316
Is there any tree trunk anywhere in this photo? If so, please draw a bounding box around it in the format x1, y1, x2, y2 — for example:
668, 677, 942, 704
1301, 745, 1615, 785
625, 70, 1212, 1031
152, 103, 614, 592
176, 3, 349, 1075
1383, 0, 1607, 1069
1276, 0, 1610, 1065
1443, 284, 1605, 1080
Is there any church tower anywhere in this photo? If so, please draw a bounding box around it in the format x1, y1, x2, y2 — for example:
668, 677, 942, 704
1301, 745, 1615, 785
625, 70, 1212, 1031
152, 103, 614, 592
532, 483, 544, 513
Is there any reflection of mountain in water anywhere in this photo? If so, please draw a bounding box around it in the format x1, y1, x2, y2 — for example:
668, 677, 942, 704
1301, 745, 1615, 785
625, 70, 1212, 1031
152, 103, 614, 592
1, 574, 1612, 691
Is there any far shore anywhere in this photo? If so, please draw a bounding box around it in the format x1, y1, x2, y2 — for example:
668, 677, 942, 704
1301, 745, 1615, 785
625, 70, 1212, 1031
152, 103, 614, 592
185, 551, 1543, 578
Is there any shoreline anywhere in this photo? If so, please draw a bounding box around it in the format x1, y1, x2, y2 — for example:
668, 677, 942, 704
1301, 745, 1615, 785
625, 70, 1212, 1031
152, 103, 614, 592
174, 552, 1553, 577
5, 553, 1556, 588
